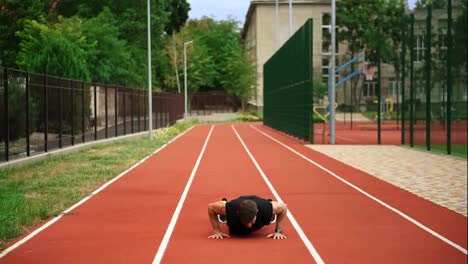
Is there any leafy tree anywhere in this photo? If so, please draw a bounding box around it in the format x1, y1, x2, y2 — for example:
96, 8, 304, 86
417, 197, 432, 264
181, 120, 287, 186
165, 0, 191, 34
16, 17, 91, 80
53, 0, 189, 89
166, 18, 256, 107
337, 0, 404, 108
82, 8, 137, 85
415, 0, 447, 9
0, 1, 53, 67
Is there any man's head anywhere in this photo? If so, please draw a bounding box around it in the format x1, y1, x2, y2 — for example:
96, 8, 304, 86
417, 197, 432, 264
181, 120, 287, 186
238, 199, 258, 228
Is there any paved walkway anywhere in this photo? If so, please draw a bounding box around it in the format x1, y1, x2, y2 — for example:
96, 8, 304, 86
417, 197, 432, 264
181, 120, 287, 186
335, 112, 370, 122
307, 145, 467, 216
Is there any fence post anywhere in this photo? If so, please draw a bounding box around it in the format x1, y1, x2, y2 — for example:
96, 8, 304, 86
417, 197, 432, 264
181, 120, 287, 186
144, 90, 147, 131
377, 20, 382, 145
105, 84, 108, 139
58, 78, 63, 148
123, 89, 126, 135
3, 67, 9, 161
446, 0, 452, 155
401, 18, 407, 145
71, 80, 75, 145
409, 14, 415, 147
44, 71, 48, 152
308, 20, 314, 143
131, 89, 134, 133
115, 87, 118, 137
82, 82, 85, 143
138, 90, 141, 132
94, 83, 97, 140
425, 5, 432, 150
26, 72, 30, 156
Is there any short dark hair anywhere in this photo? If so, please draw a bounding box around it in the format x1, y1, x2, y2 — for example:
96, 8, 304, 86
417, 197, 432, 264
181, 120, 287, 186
238, 199, 258, 225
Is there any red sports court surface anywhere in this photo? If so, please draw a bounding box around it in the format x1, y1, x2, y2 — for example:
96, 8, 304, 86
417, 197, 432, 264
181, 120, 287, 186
0, 123, 466, 263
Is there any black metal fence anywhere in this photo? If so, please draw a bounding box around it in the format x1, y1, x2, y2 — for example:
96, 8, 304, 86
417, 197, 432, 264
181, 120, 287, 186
189, 91, 240, 115
401, 1, 467, 155
0, 67, 241, 163
3, 68, 240, 163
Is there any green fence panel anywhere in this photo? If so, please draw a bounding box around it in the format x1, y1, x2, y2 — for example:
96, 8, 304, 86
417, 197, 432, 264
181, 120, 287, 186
263, 19, 314, 142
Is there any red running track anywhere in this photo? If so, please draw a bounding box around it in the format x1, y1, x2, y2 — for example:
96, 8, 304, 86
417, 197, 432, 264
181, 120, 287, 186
0, 123, 466, 263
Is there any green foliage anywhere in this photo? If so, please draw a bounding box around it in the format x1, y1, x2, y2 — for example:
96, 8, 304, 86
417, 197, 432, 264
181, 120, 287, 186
313, 78, 327, 99
0, 120, 198, 250
82, 8, 135, 84
415, 0, 448, 9
165, 0, 191, 34
336, 0, 404, 107
16, 18, 91, 80
2, 0, 190, 89
0, 78, 40, 142
166, 18, 255, 106
0, 1, 52, 67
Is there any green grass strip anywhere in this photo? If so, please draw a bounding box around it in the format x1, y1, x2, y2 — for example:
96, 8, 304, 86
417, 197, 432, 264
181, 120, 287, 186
0, 120, 198, 250
413, 144, 467, 159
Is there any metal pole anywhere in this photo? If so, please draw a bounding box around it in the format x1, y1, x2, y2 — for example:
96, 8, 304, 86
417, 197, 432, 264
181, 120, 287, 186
410, 14, 415, 147
3, 68, 9, 161
446, 0, 452, 154
173, 35, 181, 93
289, 0, 292, 37
401, 18, 407, 145
276, 0, 279, 48
425, 5, 432, 150
377, 21, 382, 145
147, 0, 153, 140
330, 0, 336, 144
184, 40, 193, 120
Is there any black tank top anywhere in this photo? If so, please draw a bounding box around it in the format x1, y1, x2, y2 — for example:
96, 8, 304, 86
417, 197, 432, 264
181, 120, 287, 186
225, 195, 273, 235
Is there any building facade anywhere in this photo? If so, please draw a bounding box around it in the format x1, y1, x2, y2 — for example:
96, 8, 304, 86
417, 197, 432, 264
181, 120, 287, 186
242, 0, 332, 111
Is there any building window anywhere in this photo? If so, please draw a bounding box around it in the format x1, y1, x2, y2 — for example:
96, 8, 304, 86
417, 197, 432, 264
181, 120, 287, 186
363, 82, 376, 97
389, 81, 399, 99
321, 13, 339, 55
414, 35, 425, 62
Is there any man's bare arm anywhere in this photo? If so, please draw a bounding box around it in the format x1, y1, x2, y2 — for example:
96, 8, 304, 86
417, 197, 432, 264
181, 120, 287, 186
207, 201, 230, 239
267, 201, 288, 239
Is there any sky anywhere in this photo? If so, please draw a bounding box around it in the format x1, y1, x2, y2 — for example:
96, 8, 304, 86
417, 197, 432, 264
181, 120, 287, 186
188, 0, 418, 25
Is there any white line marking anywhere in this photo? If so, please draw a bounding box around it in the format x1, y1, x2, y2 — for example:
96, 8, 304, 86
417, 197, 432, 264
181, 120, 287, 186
335, 135, 355, 142
232, 125, 325, 264
152, 125, 214, 264
0, 126, 196, 259
250, 124, 468, 255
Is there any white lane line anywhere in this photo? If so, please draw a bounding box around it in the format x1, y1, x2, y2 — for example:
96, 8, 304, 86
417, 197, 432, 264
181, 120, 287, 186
250, 124, 468, 255
335, 136, 355, 142
0, 126, 197, 259
152, 125, 214, 264
232, 125, 325, 264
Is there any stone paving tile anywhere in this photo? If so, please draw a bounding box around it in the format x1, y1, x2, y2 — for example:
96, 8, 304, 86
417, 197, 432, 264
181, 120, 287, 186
307, 145, 467, 216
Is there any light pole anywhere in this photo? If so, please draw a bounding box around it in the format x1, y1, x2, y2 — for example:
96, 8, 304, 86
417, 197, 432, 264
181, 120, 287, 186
289, 0, 292, 37
147, 0, 153, 140
276, 0, 279, 48
184, 40, 193, 120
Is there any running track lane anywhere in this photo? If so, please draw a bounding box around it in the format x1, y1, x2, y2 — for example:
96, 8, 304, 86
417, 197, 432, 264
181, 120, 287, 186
158, 124, 318, 263
0, 125, 213, 263
235, 123, 467, 263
